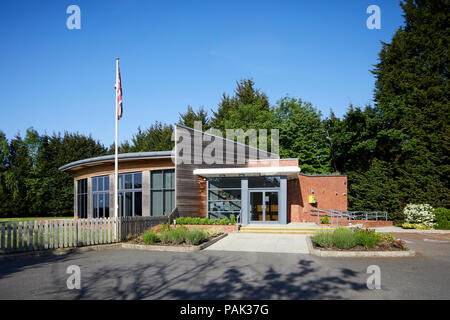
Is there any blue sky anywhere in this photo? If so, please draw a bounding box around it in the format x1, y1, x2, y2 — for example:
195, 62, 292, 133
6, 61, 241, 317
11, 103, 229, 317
0, 0, 404, 146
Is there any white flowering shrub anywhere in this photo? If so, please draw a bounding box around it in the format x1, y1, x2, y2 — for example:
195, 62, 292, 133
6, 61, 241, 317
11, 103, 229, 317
403, 204, 435, 228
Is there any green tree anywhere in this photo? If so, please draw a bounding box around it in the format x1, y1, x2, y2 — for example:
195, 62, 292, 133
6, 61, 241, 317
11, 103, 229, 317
0, 132, 11, 217
325, 103, 409, 218
371, 0, 449, 209
178, 105, 210, 130
210, 79, 270, 132
3, 134, 31, 216
273, 97, 331, 174
130, 121, 174, 152
42, 132, 107, 216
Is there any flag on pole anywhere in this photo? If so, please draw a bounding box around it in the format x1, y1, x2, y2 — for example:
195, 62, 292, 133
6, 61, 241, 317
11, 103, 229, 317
115, 61, 123, 120
114, 57, 121, 224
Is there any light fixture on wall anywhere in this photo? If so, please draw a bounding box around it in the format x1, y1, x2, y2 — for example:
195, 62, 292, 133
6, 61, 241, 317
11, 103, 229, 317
311, 188, 314, 194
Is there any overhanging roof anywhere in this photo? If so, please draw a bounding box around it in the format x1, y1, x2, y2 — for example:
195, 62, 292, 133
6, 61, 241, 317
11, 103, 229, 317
193, 166, 300, 178
59, 151, 173, 172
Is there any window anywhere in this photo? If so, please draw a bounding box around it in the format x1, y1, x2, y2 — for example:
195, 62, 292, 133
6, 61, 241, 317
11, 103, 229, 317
151, 169, 175, 216
77, 179, 88, 218
207, 177, 241, 219
118, 172, 142, 217
248, 176, 280, 188
92, 175, 110, 218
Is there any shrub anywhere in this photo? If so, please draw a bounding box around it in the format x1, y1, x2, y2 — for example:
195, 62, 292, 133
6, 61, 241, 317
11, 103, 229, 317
312, 230, 333, 248
332, 228, 358, 249
401, 222, 432, 230
168, 226, 188, 244
403, 204, 435, 228
378, 233, 394, 243
354, 228, 380, 248
159, 231, 170, 244
414, 223, 433, 230
205, 228, 221, 237
320, 216, 329, 224
191, 217, 201, 224
160, 223, 171, 232
175, 217, 231, 225
142, 232, 159, 244
401, 222, 416, 229
433, 208, 450, 230
185, 228, 208, 245
230, 214, 236, 225
218, 218, 230, 225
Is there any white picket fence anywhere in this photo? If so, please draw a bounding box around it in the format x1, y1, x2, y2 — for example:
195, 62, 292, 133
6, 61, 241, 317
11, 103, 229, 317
0, 215, 169, 254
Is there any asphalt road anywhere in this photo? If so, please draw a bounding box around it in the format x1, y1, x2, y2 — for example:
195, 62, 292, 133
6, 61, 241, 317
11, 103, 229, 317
0, 233, 449, 300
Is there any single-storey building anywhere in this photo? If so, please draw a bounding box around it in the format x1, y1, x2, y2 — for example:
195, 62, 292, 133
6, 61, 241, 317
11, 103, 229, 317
59, 125, 347, 224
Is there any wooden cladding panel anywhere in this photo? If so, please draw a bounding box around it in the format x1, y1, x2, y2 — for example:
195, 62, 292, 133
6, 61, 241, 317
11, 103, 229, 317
73, 158, 175, 180
175, 125, 274, 218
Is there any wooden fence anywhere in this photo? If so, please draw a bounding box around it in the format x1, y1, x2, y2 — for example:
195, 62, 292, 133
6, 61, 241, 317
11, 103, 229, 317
118, 216, 168, 241
0, 215, 170, 254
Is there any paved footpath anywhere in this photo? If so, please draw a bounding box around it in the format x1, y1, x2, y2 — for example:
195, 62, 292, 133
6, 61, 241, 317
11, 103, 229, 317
205, 233, 310, 254
0, 233, 448, 300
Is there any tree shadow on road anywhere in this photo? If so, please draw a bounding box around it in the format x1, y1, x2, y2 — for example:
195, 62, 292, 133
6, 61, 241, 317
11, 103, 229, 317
0, 251, 84, 281
72, 253, 367, 300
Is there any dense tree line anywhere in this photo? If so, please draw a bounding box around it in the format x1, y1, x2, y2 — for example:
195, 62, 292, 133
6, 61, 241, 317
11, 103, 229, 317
0, 130, 106, 217
0, 0, 447, 220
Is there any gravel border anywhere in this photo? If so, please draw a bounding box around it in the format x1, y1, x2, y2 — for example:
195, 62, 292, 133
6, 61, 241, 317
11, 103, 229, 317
121, 233, 228, 252
306, 236, 416, 257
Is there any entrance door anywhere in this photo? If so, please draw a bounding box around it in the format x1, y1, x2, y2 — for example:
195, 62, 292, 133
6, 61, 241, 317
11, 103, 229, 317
250, 191, 279, 223
264, 191, 279, 222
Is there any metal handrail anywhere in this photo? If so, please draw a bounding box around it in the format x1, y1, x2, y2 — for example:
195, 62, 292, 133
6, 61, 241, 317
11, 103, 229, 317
347, 211, 388, 221
310, 209, 349, 227
310, 209, 388, 227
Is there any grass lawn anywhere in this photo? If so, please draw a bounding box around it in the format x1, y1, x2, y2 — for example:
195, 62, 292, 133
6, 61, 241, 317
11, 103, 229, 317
0, 217, 73, 224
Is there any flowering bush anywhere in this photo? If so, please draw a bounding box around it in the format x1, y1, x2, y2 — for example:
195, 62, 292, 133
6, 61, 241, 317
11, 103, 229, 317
401, 222, 433, 230
403, 204, 435, 228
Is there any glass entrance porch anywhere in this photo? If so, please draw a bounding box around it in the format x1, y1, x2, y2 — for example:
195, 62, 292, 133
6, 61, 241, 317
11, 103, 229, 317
206, 175, 287, 225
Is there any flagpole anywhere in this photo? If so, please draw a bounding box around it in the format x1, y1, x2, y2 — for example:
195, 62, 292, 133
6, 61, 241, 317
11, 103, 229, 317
114, 57, 119, 229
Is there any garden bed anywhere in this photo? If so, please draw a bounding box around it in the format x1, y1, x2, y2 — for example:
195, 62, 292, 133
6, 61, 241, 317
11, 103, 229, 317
312, 241, 405, 252
122, 224, 227, 252
122, 234, 226, 252
308, 227, 415, 257
171, 224, 237, 234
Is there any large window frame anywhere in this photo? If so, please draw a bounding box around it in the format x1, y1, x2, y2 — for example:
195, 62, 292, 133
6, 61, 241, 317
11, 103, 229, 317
118, 172, 142, 217
150, 169, 175, 216
92, 175, 110, 218
77, 178, 88, 219
207, 177, 242, 219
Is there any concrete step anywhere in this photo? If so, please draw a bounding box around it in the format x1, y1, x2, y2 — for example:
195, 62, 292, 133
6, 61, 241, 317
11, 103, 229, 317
239, 226, 335, 234
239, 229, 318, 234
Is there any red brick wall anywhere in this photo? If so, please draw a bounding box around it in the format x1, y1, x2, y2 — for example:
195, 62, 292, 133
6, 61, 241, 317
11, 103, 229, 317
288, 174, 348, 223
320, 220, 393, 228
